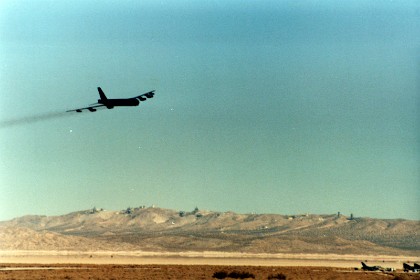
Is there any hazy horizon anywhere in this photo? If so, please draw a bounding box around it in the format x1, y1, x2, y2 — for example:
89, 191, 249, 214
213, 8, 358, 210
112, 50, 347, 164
1, 0, 419, 221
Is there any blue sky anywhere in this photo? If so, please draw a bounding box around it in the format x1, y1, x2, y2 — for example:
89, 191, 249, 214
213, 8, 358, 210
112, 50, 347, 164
0, 0, 419, 221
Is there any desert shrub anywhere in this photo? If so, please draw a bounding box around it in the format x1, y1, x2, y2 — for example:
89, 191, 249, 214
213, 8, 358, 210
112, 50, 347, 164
228, 271, 255, 279
268, 273, 287, 279
392, 276, 410, 280
213, 270, 255, 279
213, 271, 228, 279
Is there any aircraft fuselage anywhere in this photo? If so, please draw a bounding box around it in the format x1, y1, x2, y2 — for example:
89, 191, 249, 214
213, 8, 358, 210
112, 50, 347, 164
98, 98, 140, 108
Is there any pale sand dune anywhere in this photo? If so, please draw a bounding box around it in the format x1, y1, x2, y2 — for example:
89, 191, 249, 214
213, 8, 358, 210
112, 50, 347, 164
1, 250, 418, 269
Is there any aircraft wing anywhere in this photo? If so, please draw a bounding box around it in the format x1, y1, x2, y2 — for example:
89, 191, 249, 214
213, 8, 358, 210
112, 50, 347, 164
134, 90, 155, 101
66, 104, 105, 113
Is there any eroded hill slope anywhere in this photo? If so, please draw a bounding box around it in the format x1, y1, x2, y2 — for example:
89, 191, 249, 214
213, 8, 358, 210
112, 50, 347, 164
1, 207, 418, 255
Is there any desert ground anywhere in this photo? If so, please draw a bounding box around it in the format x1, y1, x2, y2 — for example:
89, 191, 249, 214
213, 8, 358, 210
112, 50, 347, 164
1, 252, 420, 280
1, 208, 418, 279
1, 250, 418, 267
1, 263, 420, 280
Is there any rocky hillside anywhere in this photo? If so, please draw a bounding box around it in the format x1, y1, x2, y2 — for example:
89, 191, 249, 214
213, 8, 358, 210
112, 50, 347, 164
1, 207, 419, 255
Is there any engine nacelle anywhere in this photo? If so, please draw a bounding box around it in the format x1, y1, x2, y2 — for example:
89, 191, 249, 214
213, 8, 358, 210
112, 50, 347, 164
106, 105, 114, 109
88, 107, 97, 112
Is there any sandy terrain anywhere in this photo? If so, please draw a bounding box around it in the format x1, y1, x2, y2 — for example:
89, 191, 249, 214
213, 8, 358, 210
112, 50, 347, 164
1, 251, 419, 279
1, 250, 418, 268
1, 264, 420, 280
2, 208, 419, 256
1, 208, 418, 279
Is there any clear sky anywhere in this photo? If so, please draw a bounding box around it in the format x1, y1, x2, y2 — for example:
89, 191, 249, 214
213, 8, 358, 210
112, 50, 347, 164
0, 0, 419, 221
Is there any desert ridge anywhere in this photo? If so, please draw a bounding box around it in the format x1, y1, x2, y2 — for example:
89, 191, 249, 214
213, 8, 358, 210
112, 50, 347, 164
0, 206, 419, 257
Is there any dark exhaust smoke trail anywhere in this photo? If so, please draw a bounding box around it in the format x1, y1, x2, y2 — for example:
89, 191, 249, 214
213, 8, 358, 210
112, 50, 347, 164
0, 111, 72, 128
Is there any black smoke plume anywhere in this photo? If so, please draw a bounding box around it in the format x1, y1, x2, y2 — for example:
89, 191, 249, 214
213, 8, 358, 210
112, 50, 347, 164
0, 111, 72, 128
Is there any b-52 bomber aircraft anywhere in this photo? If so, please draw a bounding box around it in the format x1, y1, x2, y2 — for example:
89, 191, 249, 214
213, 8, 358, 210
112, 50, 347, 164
67, 87, 155, 113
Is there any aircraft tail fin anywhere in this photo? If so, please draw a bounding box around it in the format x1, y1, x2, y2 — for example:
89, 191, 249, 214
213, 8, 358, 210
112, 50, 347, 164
361, 262, 367, 268
97, 87, 108, 100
